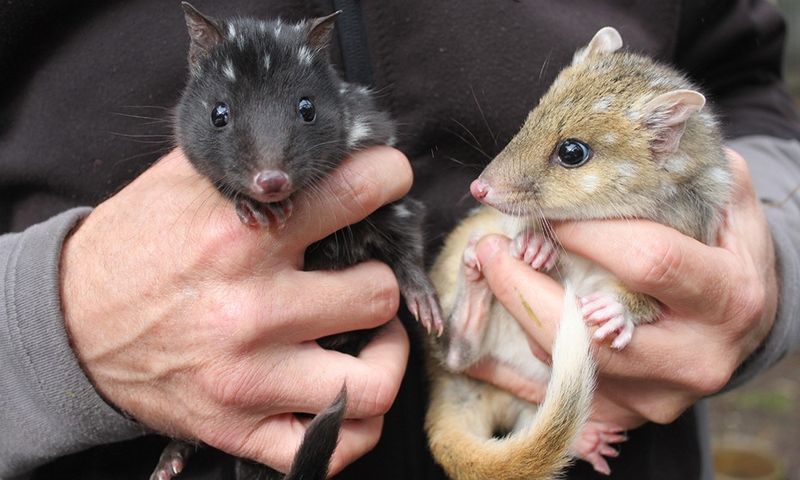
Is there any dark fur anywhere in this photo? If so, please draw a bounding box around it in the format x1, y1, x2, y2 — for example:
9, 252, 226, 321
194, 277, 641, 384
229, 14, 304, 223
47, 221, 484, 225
150, 4, 439, 480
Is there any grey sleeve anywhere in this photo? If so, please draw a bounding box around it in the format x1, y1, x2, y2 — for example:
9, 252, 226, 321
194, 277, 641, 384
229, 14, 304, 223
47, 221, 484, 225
725, 135, 800, 389
0, 208, 146, 478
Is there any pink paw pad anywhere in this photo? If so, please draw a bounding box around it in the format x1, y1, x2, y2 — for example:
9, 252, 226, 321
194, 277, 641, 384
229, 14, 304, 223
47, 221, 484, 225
573, 421, 627, 475
510, 231, 558, 271
580, 292, 635, 350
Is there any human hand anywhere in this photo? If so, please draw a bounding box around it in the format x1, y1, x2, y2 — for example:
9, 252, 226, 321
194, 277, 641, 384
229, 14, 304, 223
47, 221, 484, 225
60, 146, 411, 474
467, 148, 777, 427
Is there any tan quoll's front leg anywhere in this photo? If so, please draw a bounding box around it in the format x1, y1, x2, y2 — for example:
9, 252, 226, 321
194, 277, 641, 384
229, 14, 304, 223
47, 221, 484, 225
581, 287, 660, 349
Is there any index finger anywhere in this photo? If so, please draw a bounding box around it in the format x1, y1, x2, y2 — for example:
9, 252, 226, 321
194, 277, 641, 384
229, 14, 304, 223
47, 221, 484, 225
272, 318, 410, 419
283, 146, 413, 249
552, 219, 736, 315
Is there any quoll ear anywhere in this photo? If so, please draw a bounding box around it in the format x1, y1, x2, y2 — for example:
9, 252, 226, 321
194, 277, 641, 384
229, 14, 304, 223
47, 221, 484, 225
572, 27, 623, 65
181, 2, 224, 71
639, 89, 706, 155
307, 11, 341, 50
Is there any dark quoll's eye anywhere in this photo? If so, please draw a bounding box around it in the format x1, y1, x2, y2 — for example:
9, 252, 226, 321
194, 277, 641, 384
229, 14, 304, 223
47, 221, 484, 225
556, 139, 592, 168
298, 97, 316, 123
211, 102, 230, 128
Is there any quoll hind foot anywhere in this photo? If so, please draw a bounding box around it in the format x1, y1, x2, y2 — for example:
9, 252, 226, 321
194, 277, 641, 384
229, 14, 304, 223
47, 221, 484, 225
580, 292, 636, 350
235, 197, 293, 229
439, 237, 494, 372
573, 420, 627, 476
462, 236, 482, 281
149, 440, 196, 480
510, 230, 559, 271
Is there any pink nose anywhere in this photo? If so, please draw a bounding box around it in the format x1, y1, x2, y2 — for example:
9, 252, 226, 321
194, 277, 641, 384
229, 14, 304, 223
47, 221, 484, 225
254, 170, 291, 194
470, 178, 490, 201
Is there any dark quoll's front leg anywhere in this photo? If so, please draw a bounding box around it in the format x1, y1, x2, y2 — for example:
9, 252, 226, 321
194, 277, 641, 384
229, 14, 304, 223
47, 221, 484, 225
305, 198, 443, 336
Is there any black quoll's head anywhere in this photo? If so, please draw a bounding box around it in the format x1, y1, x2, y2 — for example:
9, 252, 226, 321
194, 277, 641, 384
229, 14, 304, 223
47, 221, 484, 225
176, 3, 345, 203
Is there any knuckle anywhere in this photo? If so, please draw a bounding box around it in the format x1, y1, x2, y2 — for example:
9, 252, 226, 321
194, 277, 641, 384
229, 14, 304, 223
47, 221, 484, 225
685, 359, 732, 397
346, 172, 383, 215
737, 281, 767, 325
633, 238, 681, 289
645, 401, 687, 425
354, 373, 397, 417
204, 364, 261, 409
367, 266, 401, 322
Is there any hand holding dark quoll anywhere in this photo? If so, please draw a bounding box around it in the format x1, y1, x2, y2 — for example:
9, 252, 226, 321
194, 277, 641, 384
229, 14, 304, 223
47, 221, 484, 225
61, 147, 412, 474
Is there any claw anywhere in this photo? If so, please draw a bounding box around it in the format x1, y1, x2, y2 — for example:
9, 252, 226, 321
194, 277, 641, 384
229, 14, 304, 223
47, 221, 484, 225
405, 290, 443, 337
462, 241, 482, 281
234, 197, 294, 229
149, 441, 194, 480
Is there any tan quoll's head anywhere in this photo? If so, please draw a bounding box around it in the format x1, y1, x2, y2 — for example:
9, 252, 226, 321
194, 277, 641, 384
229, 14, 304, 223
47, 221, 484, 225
472, 27, 717, 222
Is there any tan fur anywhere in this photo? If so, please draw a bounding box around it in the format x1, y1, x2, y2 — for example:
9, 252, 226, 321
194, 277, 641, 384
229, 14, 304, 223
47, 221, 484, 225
426, 26, 732, 479
613, 285, 661, 324
427, 207, 594, 480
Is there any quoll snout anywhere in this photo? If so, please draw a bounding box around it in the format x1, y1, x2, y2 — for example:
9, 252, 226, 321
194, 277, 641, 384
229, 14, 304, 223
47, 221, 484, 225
251, 169, 292, 202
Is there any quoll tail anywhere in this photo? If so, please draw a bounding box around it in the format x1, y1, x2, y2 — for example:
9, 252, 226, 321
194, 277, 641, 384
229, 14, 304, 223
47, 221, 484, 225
427, 284, 596, 480
283, 384, 348, 480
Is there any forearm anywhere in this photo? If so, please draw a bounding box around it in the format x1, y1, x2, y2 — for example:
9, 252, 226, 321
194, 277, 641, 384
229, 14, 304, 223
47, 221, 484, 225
0, 208, 144, 478
726, 135, 800, 388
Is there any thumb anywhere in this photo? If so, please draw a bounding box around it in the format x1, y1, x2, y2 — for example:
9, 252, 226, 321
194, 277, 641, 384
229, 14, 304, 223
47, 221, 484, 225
474, 234, 564, 354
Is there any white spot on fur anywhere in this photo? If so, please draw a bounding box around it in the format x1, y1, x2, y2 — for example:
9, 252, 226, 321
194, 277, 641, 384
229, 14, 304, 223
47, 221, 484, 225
263, 54, 271, 70
357, 86, 370, 96
662, 182, 678, 197
667, 152, 689, 174
601, 133, 617, 145
393, 203, 412, 219
200, 100, 208, 109
592, 95, 615, 113
274, 23, 283, 37
347, 120, 372, 148
298, 46, 313, 65
387, 135, 397, 147
258, 22, 267, 33
582, 174, 599, 193
339, 86, 348, 95
616, 163, 636, 178
706, 166, 730, 185
227, 24, 237, 38
223, 60, 236, 81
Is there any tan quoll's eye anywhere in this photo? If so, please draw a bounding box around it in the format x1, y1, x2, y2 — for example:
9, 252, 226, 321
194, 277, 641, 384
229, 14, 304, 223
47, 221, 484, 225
556, 139, 592, 168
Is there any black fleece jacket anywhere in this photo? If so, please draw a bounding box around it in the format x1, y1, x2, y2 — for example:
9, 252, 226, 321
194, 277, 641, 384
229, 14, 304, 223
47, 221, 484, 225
1, 1, 799, 479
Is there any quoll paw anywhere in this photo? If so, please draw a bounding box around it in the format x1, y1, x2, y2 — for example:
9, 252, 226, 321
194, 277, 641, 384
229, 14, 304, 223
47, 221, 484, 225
580, 292, 635, 350
510, 231, 558, 271
462, 236, 483, 281
406, 288, 444, 337
573, 421, 627, 476
235, 197, 293, 229
149, 441, 195, 480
